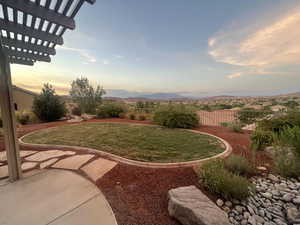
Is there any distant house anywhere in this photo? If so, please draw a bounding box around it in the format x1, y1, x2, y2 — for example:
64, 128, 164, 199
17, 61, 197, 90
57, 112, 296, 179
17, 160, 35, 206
10, 86, 38, 111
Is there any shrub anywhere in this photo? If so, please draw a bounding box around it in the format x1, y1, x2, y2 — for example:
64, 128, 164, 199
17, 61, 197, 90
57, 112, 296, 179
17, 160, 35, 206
220, 122, 230, 127
273, 147, 300, 178
32, 84, 67, 122
138, 114, 146, 121
199, 160, 253, 200
275, 126, 300, 158
230, 122, 243, 133
129, 113, 136, 120
153, 105, 199, 128
96, 103, 126, 118
225, 155, 254, 176
118, 112, 126, 119
71, 107, 82, 116
237, 109, 268, 125
251, 129, 274, 151
15, 110, 38, 125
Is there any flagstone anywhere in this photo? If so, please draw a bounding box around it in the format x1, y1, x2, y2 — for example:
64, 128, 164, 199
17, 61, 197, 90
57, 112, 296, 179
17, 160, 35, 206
26, 150, 75, 162
22, 162, 38, 171
40, 158, 59, 169
0, 165, 8, 179
52, 155, 94, 170
82, 158, 117, 182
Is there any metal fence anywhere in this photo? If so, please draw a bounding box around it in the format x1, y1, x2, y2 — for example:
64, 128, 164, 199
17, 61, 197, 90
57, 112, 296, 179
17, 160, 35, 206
197, 110, 238, 126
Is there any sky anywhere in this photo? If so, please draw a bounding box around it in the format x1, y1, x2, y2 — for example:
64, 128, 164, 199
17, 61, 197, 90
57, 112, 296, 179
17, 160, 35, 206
11, 0, 300, 97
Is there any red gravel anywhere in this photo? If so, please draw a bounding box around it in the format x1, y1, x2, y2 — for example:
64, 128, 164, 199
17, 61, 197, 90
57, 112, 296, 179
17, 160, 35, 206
0, 119, 271, 225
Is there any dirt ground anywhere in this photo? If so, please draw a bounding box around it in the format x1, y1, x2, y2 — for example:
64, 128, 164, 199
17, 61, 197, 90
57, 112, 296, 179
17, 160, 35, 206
0, 119, 271, 225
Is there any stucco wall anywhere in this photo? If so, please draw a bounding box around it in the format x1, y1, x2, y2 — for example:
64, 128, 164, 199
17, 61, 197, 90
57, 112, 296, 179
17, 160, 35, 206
12, 88, 36, 111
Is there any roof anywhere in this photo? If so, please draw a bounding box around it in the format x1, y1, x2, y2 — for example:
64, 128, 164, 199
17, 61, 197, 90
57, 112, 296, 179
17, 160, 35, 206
12, 85, 38, 97
0, 0, 95, 66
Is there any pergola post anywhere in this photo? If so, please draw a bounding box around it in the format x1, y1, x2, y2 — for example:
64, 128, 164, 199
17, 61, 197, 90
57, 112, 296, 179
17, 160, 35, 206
0, 44, 22, 182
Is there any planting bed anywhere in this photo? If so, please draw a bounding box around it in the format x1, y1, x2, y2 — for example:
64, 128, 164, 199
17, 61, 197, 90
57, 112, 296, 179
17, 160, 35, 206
22, 122, 225, 163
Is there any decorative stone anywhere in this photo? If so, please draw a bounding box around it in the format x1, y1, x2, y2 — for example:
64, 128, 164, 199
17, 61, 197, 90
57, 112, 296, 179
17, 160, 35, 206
216, 199, 224, 207
268, 174, 279, 182
225, 201, 233, 208
293, 197, 300, 205
40, 158, 59, 169
52, 155, 94, 170
261, 192, 272, 199
168, 186, 231, 225
256, 166, 267, 171
26, 150, 75, 161
282, 193, 294, 202
81, 158, 117, 182
286, 207, 300, 224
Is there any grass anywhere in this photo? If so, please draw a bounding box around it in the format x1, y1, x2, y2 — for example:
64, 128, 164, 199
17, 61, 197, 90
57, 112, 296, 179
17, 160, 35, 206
23, 122, 225, 163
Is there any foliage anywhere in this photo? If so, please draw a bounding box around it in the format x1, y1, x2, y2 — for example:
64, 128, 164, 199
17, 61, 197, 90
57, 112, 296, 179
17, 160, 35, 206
251, 129, 274, 151
230, 122, 243, 133
138, 114, 146, 121
32, 84, 67, 122
15, 110, 39, 125
257, 110, 300, 133
236, 108, 269, 124
275, 126, 300, 158
220, 122, 230, 127
153, 105, 199, 128
96, 102, 127, 118
273, 146, 300, 178
70, 77, 106, 114
225, 155, 254, 176
283, 100, 299, 109
0, 115, 2, 128
129, 113, 136, 120
71, 106, 82, 116
198, 160, 253, 200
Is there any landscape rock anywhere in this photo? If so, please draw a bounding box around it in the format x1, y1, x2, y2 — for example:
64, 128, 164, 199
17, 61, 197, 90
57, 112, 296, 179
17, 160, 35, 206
216, 199, 224, 207
286, 207, 300, 224
168, 186, 231, 225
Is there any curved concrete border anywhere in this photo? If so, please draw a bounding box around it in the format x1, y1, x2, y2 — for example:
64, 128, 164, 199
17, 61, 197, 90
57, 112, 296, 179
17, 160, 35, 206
19, 124, 232, 168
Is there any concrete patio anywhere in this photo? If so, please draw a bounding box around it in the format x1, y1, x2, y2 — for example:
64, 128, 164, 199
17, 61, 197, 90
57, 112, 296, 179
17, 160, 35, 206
0, 169, 118, 225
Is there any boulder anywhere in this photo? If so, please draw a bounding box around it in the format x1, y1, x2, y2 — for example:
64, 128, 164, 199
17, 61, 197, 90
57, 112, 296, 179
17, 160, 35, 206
168, 186, 231, 225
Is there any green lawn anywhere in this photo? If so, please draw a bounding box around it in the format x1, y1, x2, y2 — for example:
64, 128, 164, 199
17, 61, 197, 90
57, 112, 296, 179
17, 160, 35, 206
23, 123, 225, 163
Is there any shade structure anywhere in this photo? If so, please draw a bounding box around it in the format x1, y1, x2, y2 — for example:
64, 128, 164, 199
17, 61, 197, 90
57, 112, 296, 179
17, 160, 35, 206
0, 0, 95, 66
0, 0, 96, 182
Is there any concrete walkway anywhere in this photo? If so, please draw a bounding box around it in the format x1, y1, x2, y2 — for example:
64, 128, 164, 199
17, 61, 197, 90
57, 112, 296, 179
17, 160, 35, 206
0, 169, 118, 225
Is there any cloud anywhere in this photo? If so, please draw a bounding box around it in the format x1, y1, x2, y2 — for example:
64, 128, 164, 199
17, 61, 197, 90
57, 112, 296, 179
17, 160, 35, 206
114, 55, 124, 59
102, 60, 110, 65
227, 72, 242, 79
57, 46, 97, 63
208, 7, 300, 72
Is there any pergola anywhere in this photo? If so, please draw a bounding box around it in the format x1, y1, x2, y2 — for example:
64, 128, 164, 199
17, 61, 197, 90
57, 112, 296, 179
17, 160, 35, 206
0, 0, 95, 182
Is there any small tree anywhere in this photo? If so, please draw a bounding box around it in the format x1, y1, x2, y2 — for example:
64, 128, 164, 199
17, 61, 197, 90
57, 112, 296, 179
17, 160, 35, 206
33, 84, 67, 122
70, 77, 105, 114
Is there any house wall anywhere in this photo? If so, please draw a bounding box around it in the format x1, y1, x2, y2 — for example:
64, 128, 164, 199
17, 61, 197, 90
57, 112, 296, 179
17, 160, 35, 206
12, 88, 35, 111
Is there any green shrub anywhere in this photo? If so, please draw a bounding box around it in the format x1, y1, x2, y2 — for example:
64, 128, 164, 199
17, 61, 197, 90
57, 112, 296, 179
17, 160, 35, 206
15, 110, 37, 125
199, 160, 253, 200
230, 122, 243, 133
96, 103, 127, 118
225, 155, 254, 176
118, 112, 126, 119
275, 126, 300, 158
273, 147, 300, 178
33, 84, 67, 122
251, 129, 274, 151
71, 107, 82, 116
237, 109, 268, 125
220, 122, 230, 127
153, 105, 199, 128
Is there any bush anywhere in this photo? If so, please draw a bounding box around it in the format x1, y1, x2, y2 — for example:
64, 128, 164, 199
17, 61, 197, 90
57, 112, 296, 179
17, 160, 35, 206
129, 113, 136, 120
225, 155, 254, 176
251, 129, 274, 151
138, 114, 146, 121
71, 107, 82, 116
96, 103, 126, 118
275, 126, 300, 158
199, 160, 253, 200
119, 112, 126, 119
273, 147, 300, 178
230, 122, 243, 133
153, 105, 199, 128
237, 109, 268, 125
15, 110, 38, 125
220, 122, 230, 127
33, 84, 67, 122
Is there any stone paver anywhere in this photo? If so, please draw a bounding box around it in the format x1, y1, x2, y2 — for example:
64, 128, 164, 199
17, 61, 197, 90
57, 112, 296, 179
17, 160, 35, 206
22, 162, 38, 171
40, 158, 59, 169
82, 158, 117, 182
52, 155, 94, 170
20, 151, 37, 157
0, 165, 8, 179
26, 150, 75, 161
0, 169, 117, 225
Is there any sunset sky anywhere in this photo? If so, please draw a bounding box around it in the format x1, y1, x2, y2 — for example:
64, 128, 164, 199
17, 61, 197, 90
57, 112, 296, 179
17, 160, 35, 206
10, 0, 300, 97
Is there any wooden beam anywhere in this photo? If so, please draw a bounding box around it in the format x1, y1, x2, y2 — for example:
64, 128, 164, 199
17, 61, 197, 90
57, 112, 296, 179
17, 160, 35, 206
6, 49, 51, 62
0, 19, 64, 45
1, 37, 56, 55
0, 46, 22, 181
85, 0, 96, 4
0, 0, 75, 29
9, 58, 34, 66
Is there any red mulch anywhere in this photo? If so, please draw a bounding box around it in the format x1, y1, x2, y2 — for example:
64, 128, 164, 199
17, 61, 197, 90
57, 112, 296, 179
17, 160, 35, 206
0, 119, 272, 225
